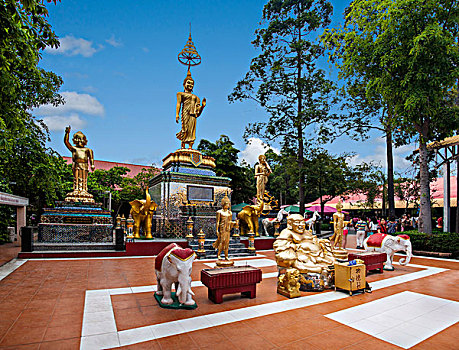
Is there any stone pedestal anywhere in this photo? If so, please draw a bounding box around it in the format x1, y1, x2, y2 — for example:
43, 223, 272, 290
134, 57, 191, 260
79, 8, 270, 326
38, 201, 113, 243
149, 149, 231, 238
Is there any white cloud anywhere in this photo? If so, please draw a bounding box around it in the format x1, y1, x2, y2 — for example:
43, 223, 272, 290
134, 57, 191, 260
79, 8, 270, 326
106, 35, 122, 47
34, 91, 104, 132
46, 35, 99, 57
36, 91, 104, 116
42, 114, 86, 131
239, 137, 280, 165
347, 138, 415, 172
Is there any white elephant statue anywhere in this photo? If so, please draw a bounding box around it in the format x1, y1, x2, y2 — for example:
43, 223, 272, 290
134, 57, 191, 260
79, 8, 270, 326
364, 233, 412, 271
155, 243, 196, 306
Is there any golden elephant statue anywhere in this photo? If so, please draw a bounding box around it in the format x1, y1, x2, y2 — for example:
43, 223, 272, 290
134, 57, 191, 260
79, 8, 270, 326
237, 200, 264, 235
129, 187, 158, 239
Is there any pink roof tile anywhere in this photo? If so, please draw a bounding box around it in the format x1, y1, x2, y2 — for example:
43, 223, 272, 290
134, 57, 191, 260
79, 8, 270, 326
62, 156, 160, 178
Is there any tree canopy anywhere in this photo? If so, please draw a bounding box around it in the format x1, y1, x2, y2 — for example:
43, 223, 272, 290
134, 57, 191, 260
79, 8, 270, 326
0, 0, 64, 242
229, 0, 337, 215
322, 0, 459, 233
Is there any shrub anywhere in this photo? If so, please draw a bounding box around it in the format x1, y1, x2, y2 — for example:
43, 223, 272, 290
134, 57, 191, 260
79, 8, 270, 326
0, 206, 14, 244
321, 223, 330, 231
395, 230, 459, 255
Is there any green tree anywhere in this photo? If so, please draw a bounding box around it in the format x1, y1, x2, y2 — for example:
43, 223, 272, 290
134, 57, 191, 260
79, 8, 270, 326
322, 0, 459, 234
265, 148, 298, 205
229, 0, 337, 215
197, 135, 255, 203
304, 148, 354, 215
1, 0, 63, 135
349, 162, 384, 211
0, 0, 63, 241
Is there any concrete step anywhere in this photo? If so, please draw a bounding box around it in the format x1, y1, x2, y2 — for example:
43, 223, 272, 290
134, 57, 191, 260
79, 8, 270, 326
33, 243, 116, 251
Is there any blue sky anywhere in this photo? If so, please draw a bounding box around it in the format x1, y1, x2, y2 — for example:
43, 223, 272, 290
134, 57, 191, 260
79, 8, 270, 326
35, 0, 415, 171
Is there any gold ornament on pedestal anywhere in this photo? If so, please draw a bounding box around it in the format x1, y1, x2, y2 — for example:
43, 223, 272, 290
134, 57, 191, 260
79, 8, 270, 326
277, 268, 301, 298
64, 126, 95, 203
213, 195, 238, 267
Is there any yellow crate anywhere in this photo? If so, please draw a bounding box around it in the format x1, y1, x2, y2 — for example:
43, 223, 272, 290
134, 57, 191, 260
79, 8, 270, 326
334, 263, 366, 296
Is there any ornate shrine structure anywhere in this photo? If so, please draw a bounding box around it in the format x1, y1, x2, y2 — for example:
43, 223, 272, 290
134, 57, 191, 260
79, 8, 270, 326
149, 33, 231, 238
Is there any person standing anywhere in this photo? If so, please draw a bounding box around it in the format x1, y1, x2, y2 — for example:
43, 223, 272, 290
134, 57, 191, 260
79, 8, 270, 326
355, 217, 368, 249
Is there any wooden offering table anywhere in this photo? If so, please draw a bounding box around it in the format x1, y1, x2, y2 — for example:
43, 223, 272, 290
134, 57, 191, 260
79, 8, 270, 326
334, 262, 366, 296
201, 266, 262, 304
348, 252, 386, 275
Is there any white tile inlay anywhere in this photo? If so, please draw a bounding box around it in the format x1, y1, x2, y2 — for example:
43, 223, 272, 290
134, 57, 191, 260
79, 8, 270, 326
326, 291, 459, 349
79, 258, 450, 349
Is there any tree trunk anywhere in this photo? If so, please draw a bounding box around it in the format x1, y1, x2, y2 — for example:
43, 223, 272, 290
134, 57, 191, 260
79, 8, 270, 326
418, 140, 432, 234
386, 128, 395, 218
298, 131, 305, 216
296, 20, 305, 216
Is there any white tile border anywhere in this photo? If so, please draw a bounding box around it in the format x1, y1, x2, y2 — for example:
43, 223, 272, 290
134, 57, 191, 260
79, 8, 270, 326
79, 259, 448, 349
0, 258, 27, 281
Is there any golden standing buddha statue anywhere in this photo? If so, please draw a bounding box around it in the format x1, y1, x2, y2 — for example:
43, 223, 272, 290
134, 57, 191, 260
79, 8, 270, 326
213, 195, 238, 267
64, 126, 95, 203
175, 71, 206, 149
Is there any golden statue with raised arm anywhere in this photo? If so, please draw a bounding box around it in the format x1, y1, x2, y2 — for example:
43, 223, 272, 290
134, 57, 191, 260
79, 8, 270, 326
255, 154, 272, 203
175, 70, 206, 149
64, 126, 95, 203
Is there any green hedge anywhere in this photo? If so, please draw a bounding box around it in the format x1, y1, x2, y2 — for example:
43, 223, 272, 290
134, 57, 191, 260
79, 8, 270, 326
321, 223, 331, 231
396, 230, 459, 254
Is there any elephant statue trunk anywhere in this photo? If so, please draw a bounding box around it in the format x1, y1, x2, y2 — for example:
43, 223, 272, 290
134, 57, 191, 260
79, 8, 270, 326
398, 238, 412, 266
145, 189, 151, 212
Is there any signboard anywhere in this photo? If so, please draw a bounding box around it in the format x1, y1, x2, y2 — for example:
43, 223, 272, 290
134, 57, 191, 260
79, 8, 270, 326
63, 216, 94, 224
0, 192, 29, 206
187, 185, 214, 202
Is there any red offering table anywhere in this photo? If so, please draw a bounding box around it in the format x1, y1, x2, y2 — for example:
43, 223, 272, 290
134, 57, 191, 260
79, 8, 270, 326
348, 252, 386, 275
201, 266, 262, 304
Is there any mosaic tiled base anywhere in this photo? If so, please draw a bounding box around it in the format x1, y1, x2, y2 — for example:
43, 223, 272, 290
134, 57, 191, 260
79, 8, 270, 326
38, 201, 113, 243
38, 223, 113, 243
154, 216, 218, 239
149, 161, 231, 239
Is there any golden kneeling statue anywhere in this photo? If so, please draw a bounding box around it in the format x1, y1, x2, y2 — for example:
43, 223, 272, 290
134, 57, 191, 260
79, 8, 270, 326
274, 214, 337, 274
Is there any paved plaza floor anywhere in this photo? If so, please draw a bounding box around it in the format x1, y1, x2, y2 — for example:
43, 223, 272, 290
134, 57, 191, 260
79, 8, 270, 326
0, 242, 457, 349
